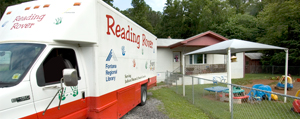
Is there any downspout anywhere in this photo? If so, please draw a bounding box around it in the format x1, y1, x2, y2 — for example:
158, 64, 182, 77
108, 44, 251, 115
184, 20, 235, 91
182, 46, 186, 96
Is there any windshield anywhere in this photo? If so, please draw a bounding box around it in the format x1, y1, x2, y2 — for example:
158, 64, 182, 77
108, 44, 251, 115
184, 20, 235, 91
0, 43, 45, 87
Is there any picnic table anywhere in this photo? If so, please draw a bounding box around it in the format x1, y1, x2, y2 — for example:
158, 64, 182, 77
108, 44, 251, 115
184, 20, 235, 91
204, 86, 229, 99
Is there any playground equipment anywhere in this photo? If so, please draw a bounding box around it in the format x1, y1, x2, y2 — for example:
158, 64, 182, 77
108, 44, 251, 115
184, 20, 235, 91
247, 84, 272, 101
220, 87, 249, 104
291, 90, 300, 113
212, 76, 226, 85
271, 94, 278, 101
275, 75, 293, 90
203, 76, 228, 99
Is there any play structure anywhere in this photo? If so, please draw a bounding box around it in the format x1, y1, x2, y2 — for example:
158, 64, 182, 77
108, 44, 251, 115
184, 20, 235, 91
247, 84, 273, 101
212, 76, 226, 85
291, 90, 300, 113
220, 87, 249, 104
275, 75, 293, 90
271, 94, 278, 101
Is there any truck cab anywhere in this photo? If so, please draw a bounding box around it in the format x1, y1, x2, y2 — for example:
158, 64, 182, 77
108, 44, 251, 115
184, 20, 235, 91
0, 43, 88, 118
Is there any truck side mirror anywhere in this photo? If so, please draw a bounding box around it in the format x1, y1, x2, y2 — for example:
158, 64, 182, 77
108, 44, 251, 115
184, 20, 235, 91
63, 69, 78, 86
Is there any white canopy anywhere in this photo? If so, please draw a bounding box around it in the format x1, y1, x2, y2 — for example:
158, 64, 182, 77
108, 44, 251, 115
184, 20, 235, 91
182, 39, 289, 111
185, 39, 287, 55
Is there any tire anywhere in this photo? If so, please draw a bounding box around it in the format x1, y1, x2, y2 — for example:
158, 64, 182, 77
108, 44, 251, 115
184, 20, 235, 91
139, 85, 147, 106
291, 107, 294, 112
287, 88, 292, 91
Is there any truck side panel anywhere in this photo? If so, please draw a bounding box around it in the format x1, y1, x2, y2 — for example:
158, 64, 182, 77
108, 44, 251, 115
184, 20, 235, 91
95, 0, 157, 96
86, 1, 157, 118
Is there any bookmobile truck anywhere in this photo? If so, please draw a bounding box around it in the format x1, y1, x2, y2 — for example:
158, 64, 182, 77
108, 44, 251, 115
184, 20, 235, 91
0, 0, 157, 118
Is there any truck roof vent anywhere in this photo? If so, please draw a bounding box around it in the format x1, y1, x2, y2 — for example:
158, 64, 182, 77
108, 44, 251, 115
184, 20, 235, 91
34, 6, 40, 9
25, 7, 30, 10
74, 2, 81, 6
43, 4, 50, 8
6, 11, 12, 15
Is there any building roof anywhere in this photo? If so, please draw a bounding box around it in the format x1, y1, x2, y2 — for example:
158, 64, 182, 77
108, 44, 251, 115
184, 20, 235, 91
168, 31, 228, 49
245, 53, 263, 60
157, 38, 184, 47
157, 31, 228, 49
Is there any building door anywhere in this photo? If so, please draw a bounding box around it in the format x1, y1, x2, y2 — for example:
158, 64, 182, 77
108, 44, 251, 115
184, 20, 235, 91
173, 52, 181, 72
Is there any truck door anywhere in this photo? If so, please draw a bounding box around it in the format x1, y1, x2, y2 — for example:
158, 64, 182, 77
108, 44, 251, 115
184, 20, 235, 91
29, 47, 87, 118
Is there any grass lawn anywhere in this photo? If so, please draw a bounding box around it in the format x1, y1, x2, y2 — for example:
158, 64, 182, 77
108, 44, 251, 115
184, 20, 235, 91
232, 73, 300, 85
168, 84, 298, 119
232, 74, 280, 85
149, 87, 210, 119
152, 74, 300, 119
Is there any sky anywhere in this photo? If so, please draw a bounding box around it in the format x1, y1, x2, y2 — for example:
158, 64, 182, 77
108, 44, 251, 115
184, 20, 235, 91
113, 0, 166, 12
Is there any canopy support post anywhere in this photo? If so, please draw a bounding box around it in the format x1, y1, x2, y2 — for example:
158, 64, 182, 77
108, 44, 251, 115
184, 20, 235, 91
284, 49, 288, 103
227, 48, 232, 112
182, 54, 185, 96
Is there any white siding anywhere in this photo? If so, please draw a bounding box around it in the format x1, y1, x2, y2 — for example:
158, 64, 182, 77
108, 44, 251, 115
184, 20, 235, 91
157, 48, 173, 82
231, 53, 244, 78
207, 54, 226, 64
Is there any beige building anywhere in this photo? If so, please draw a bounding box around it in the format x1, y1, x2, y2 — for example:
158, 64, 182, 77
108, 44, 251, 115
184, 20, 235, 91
156, 31, 245, 83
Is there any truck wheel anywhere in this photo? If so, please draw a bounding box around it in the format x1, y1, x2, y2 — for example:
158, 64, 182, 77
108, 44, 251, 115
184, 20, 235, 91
287, 88, 292, 91
139, 86, 147, 106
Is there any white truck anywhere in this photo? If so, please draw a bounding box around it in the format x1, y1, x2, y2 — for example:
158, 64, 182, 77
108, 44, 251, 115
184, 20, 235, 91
0, 0, 157, 118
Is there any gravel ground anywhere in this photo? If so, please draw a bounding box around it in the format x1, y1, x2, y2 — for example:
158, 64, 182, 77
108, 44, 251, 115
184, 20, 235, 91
121, 92, 170, 119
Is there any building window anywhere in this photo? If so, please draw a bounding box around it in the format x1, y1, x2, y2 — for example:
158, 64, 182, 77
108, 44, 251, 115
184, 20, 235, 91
189, 55, 192, 64
189, 54, 206, 64
36, 48, 80, 86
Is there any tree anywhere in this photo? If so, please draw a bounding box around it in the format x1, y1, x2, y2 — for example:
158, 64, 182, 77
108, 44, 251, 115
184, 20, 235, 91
215, 13, 259, 42
103, 0, 113, 7
156, 0, 234, 39
0, 0, 32, 18
197, 0, 234, 33
146, 10, 162, 33
227, 0, 251, 14
156, 0, 185, 38
129, 0, 154, 33
257, 0, 300, 66
245, 0, 264, 16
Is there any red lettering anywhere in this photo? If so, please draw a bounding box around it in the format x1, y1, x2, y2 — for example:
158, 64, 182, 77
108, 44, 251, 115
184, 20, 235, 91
29, 23, 35, 28
11, 23, 19, 30
116, 25, 121, 37
10, 23, 35, 30
126, 26, 130, 41
21, 24, 25, 28
106, 14, 152, 49
130, 28, 133, 42
137, 35, 140, 49
13, 14, 46, 22
141, 34, 153, 48
142, 34, 147, 47
106, 15, 115, 35
37, 15, 45, 22
148, 40, 153, 48
24, 24, 29, 28
13, 16, 20, 22
133, 33, 136, 43
121, 28, 125, 39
